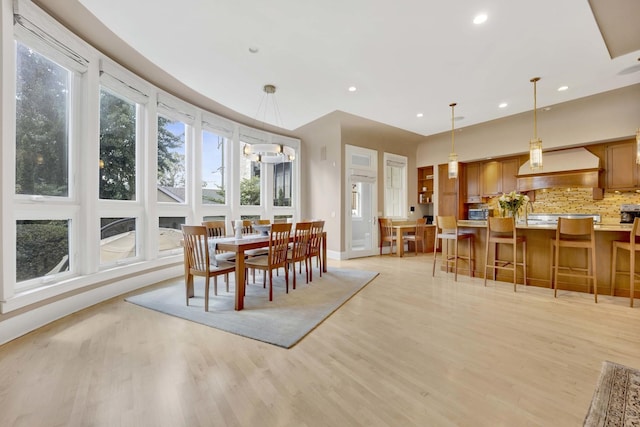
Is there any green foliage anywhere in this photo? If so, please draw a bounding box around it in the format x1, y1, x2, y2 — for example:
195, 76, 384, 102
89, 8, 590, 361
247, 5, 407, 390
157, 116, 184, 186
240, 176, 260, 205
16, 221, 69, 282
15, 44, 69, 196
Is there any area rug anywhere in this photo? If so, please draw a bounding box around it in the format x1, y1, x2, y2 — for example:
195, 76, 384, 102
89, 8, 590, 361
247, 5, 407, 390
584, 361, 640, 426
126, 268, 378, 348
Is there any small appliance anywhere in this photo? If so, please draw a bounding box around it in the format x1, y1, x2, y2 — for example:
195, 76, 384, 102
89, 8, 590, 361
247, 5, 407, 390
620, 204, 640, 224
468, 208, 494, 220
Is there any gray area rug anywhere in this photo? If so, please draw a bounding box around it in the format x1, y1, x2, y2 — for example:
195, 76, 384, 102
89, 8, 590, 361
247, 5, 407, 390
126, 268, 378, 348
584, 360, 640, 426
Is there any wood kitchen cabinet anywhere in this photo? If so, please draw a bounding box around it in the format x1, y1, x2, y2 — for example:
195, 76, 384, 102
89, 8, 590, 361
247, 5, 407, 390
464, 162, 481, 203
607, 140, 639, 190
417, 165, 434, 204
501, 158, 520, 193
481, 160, 502, 196
438, 163, 464, 219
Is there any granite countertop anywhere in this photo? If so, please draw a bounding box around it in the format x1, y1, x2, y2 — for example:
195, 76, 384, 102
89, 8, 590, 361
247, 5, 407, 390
457, 219, 633, 231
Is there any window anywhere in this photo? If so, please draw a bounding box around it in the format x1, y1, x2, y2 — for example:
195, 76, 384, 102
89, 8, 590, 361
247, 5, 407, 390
15, 42, 70, 197
383, 153, 407, 218
16, 220, 70, 282
100, 217, 136, 264
157, 115, 186, 203
239, 141, 261, 206
273, 162, 292, 207
202, 130, 226, 205
99, 87, 137, 200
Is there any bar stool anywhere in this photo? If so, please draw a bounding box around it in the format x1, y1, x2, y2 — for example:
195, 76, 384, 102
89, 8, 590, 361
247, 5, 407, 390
483, 217, 527, 292
549, 217, 597, 302
610, 217, 640, 307
432, 216, 474, 281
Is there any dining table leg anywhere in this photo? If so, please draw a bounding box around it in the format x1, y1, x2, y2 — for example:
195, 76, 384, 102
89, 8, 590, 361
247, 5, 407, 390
322, 233, 328, 272
397, 228, 405, 257
234, 249, 246, 310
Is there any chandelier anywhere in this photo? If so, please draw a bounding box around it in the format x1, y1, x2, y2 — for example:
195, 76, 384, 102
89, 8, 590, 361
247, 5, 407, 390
243, 84, 295, 163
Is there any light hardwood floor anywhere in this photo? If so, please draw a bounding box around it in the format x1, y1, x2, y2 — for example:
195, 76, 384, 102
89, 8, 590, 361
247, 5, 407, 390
1, 254, 639, 427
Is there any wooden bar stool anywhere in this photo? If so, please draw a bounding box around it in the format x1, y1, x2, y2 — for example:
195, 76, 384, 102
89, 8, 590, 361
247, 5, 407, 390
483, 217, 527, 291
432, 216, 474, 281
611, 217, 640, 307
549, 217, 597, 302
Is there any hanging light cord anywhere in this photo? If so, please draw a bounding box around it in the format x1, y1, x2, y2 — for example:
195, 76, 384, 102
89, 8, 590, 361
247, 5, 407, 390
531, 77, 540, 140
450, 102, 456, 151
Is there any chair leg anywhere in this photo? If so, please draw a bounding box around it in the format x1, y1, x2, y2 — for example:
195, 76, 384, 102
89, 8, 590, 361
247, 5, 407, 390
483, 235, 490, 287
454, 239, 459, 281
268, 270, 273, 301
631, 249, 635, 308
611, 244, 618, 297
513, 241, 517, 292
592, 247, 598, 303
204, 276, 210, 312
523, 241, 527, 287
554, 243, 560, 298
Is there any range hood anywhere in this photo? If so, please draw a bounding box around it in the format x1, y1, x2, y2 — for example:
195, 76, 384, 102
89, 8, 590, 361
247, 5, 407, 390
516, 147, 603, 197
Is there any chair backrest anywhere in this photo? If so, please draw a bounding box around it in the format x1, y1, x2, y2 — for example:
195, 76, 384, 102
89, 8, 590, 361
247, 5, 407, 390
182, 225, 209, 273
415, 220, 426, 237
309, 220, 325, 255
436, 216, 457, 233
202, 220, 226, 238
233, 219, 254, 235
256, 219, 271, 225
291, 222, 313, 259
269, 222, 292, 265
557, 217, 594, 237
488, 216, 515, 235
631, 217, 640, 249
379, 218, 394, 238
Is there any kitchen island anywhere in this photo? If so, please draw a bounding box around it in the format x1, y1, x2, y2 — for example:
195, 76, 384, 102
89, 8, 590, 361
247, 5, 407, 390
450, 220, 636, 298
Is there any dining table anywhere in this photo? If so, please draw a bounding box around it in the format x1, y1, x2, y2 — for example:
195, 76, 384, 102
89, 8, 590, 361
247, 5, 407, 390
391, 223, 419, 257
185, 231, 327, 311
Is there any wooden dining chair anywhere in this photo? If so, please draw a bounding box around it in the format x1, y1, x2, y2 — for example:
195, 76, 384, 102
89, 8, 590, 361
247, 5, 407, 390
256, 219, 271, 225
432, 216, 474, 281
402, 217, 427, 255
307, 220, 325, 281
379, 217, 396, 255
244, 222, 292, 301
610, 217, 640, 307
287, 221, 312, 289
484, 216, 527, 291
181, 225, 235, 311
202, 220, 226, 237
550, 217, 597, 302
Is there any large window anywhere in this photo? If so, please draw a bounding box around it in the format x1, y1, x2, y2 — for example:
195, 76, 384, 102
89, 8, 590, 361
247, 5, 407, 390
157, 115, 186, 203
239, 141, 261, 206
202, 130, 226, 205
16, 220, 70, 282
273, 162, 292, 207
383, 153, 407, 219
99, 88, 137, 200
15, 42, 70, 197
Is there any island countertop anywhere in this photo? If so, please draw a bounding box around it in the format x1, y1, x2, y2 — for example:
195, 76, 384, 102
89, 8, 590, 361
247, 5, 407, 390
442, 220, 635, 299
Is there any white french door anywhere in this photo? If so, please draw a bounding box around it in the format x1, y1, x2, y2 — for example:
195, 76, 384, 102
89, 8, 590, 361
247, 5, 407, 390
345, 145, 378, 258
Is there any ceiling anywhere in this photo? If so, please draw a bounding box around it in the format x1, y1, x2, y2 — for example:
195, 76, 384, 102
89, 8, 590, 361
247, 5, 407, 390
66, 0, 640, 136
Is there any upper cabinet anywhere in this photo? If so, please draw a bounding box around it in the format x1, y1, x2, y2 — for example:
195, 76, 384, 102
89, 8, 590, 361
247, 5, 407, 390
607, 140, 640, 190
464, 162, 481, 203
463, 157, 521, 201
481, 160, 502, 196
418, 166, 434, 204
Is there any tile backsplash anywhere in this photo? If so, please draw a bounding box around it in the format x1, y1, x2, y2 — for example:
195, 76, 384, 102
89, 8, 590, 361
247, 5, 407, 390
484, 189, 640, 224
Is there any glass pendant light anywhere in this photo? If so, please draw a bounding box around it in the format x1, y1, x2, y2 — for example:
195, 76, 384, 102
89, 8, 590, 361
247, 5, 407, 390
529, 77, 543, 170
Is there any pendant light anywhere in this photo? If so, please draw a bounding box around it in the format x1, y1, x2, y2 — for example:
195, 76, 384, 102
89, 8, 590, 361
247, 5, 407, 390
529, 77, 543, 170
243, 84, 295, 163
448, 102, 458, 179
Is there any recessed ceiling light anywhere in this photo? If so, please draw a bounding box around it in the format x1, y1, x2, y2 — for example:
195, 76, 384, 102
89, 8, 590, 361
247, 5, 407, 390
498, 102, 508, 108
348, 86, 357, 92
454, 116, 464, 121
473, 13, 488, 25
248, 46, 259, 54
416, 113, 424, 118
557, 86, 569, 91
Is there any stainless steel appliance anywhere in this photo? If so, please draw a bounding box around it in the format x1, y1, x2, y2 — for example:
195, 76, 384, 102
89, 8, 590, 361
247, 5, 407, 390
468, 208, 494, 220
620, 204, 640, 224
